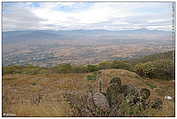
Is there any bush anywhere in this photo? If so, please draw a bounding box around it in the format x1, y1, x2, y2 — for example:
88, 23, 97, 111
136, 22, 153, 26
153, 59, 174, 80
86, 72, 97, 80
112, 60, 133, 71
98, 61, 112, 69
52, 63, 73, 73
134, 62, 156, 78
98, 60, 133, 71
130, 51, 174, 65
3, 65, 22, 74
86, 64, 99, 72
134, 59, 174, 80
3, 65, 50, 75
22, 65, 44, 74
71, 65, 88, 73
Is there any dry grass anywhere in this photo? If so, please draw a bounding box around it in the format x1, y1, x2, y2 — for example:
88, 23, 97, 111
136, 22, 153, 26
2, 69, 175, 117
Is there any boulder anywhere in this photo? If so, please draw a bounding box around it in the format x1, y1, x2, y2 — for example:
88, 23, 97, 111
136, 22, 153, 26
92, 92, 110, 112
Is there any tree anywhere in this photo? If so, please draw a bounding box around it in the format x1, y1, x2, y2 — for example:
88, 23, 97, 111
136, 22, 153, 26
53, 63, 72, 73
135, 59, 174, 80
86, 64, 99, 72
71, 65, 88, 73
98, 61, 112, 70
112, 60, 133, 71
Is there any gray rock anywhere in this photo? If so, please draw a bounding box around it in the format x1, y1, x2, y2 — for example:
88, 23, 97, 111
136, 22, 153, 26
93, 92, 110, 112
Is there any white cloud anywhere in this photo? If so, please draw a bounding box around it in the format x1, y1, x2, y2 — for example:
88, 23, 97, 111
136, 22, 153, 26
2, 2, 174, 31
148, 19, 171, 23
2, 3, 46, 31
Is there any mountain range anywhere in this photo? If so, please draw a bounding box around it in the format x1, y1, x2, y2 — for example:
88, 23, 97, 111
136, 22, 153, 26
3, 29, 172, 45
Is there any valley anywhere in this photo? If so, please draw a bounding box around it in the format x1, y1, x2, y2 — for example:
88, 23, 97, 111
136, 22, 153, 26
2, 29, 174, 67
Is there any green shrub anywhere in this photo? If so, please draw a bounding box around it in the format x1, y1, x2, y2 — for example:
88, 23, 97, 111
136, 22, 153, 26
86, 72, 97, 80
153, 59, 174, 80
3, 77, 17, 80
3, 65, 24, 74
135, 61, 156, 78
52, 63, 72, 73
31, 82, 37, 86
130, 51, 174, 65
86, 64, 99, 72
112, 60, 133, 71
71, 65, 88, 73
98, 61, 112, 69
22, 65, 43, 74
134, 59, 174, 80
146, 83, 157, 89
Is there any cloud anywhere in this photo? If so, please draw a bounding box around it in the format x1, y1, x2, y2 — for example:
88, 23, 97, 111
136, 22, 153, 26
2, 2, 174, 31
2, 3, 46, 31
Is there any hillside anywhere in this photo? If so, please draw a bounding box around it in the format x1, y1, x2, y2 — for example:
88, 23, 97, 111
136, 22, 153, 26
3, 69, 174, 116
3, 51, 175, 80
3, 2, 175, 117
129, 51, 175, 65
3, 51, 175, 116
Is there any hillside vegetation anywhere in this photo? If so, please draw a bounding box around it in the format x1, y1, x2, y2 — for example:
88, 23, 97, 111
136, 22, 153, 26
3, 69, 174, 116
3, 51, 175, 80
3, 51, 175, 117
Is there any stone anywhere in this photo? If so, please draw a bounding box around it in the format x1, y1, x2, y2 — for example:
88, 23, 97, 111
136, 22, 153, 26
164, 96, 173, 100
93, 92, 110, 112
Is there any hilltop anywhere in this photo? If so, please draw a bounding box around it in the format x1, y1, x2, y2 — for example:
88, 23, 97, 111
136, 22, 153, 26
3, 69, 174, 116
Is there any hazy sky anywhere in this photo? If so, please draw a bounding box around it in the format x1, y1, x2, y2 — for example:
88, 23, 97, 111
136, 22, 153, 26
2, 2, 174, 31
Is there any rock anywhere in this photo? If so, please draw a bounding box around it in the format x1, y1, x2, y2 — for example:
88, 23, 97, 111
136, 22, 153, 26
93, 92, 110, 112
164, 96, 173, 100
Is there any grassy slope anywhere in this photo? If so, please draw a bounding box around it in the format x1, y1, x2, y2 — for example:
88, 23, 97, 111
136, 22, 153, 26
129, 51, 174, 65
3, 69, 175, 117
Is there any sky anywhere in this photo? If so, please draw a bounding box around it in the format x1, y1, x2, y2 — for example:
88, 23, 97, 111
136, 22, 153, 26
2, 2, 174, 31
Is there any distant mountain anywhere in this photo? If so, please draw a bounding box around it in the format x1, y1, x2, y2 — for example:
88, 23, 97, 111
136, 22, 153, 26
3, 30, 61, 44
3, 29, 172, 45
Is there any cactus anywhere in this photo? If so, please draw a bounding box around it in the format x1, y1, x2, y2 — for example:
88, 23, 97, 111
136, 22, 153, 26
106, 77, 122, 108
109, 77, 121, 86
151, 98, 163, 109
64, 76, 163, 116
140, 88, 150, 100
